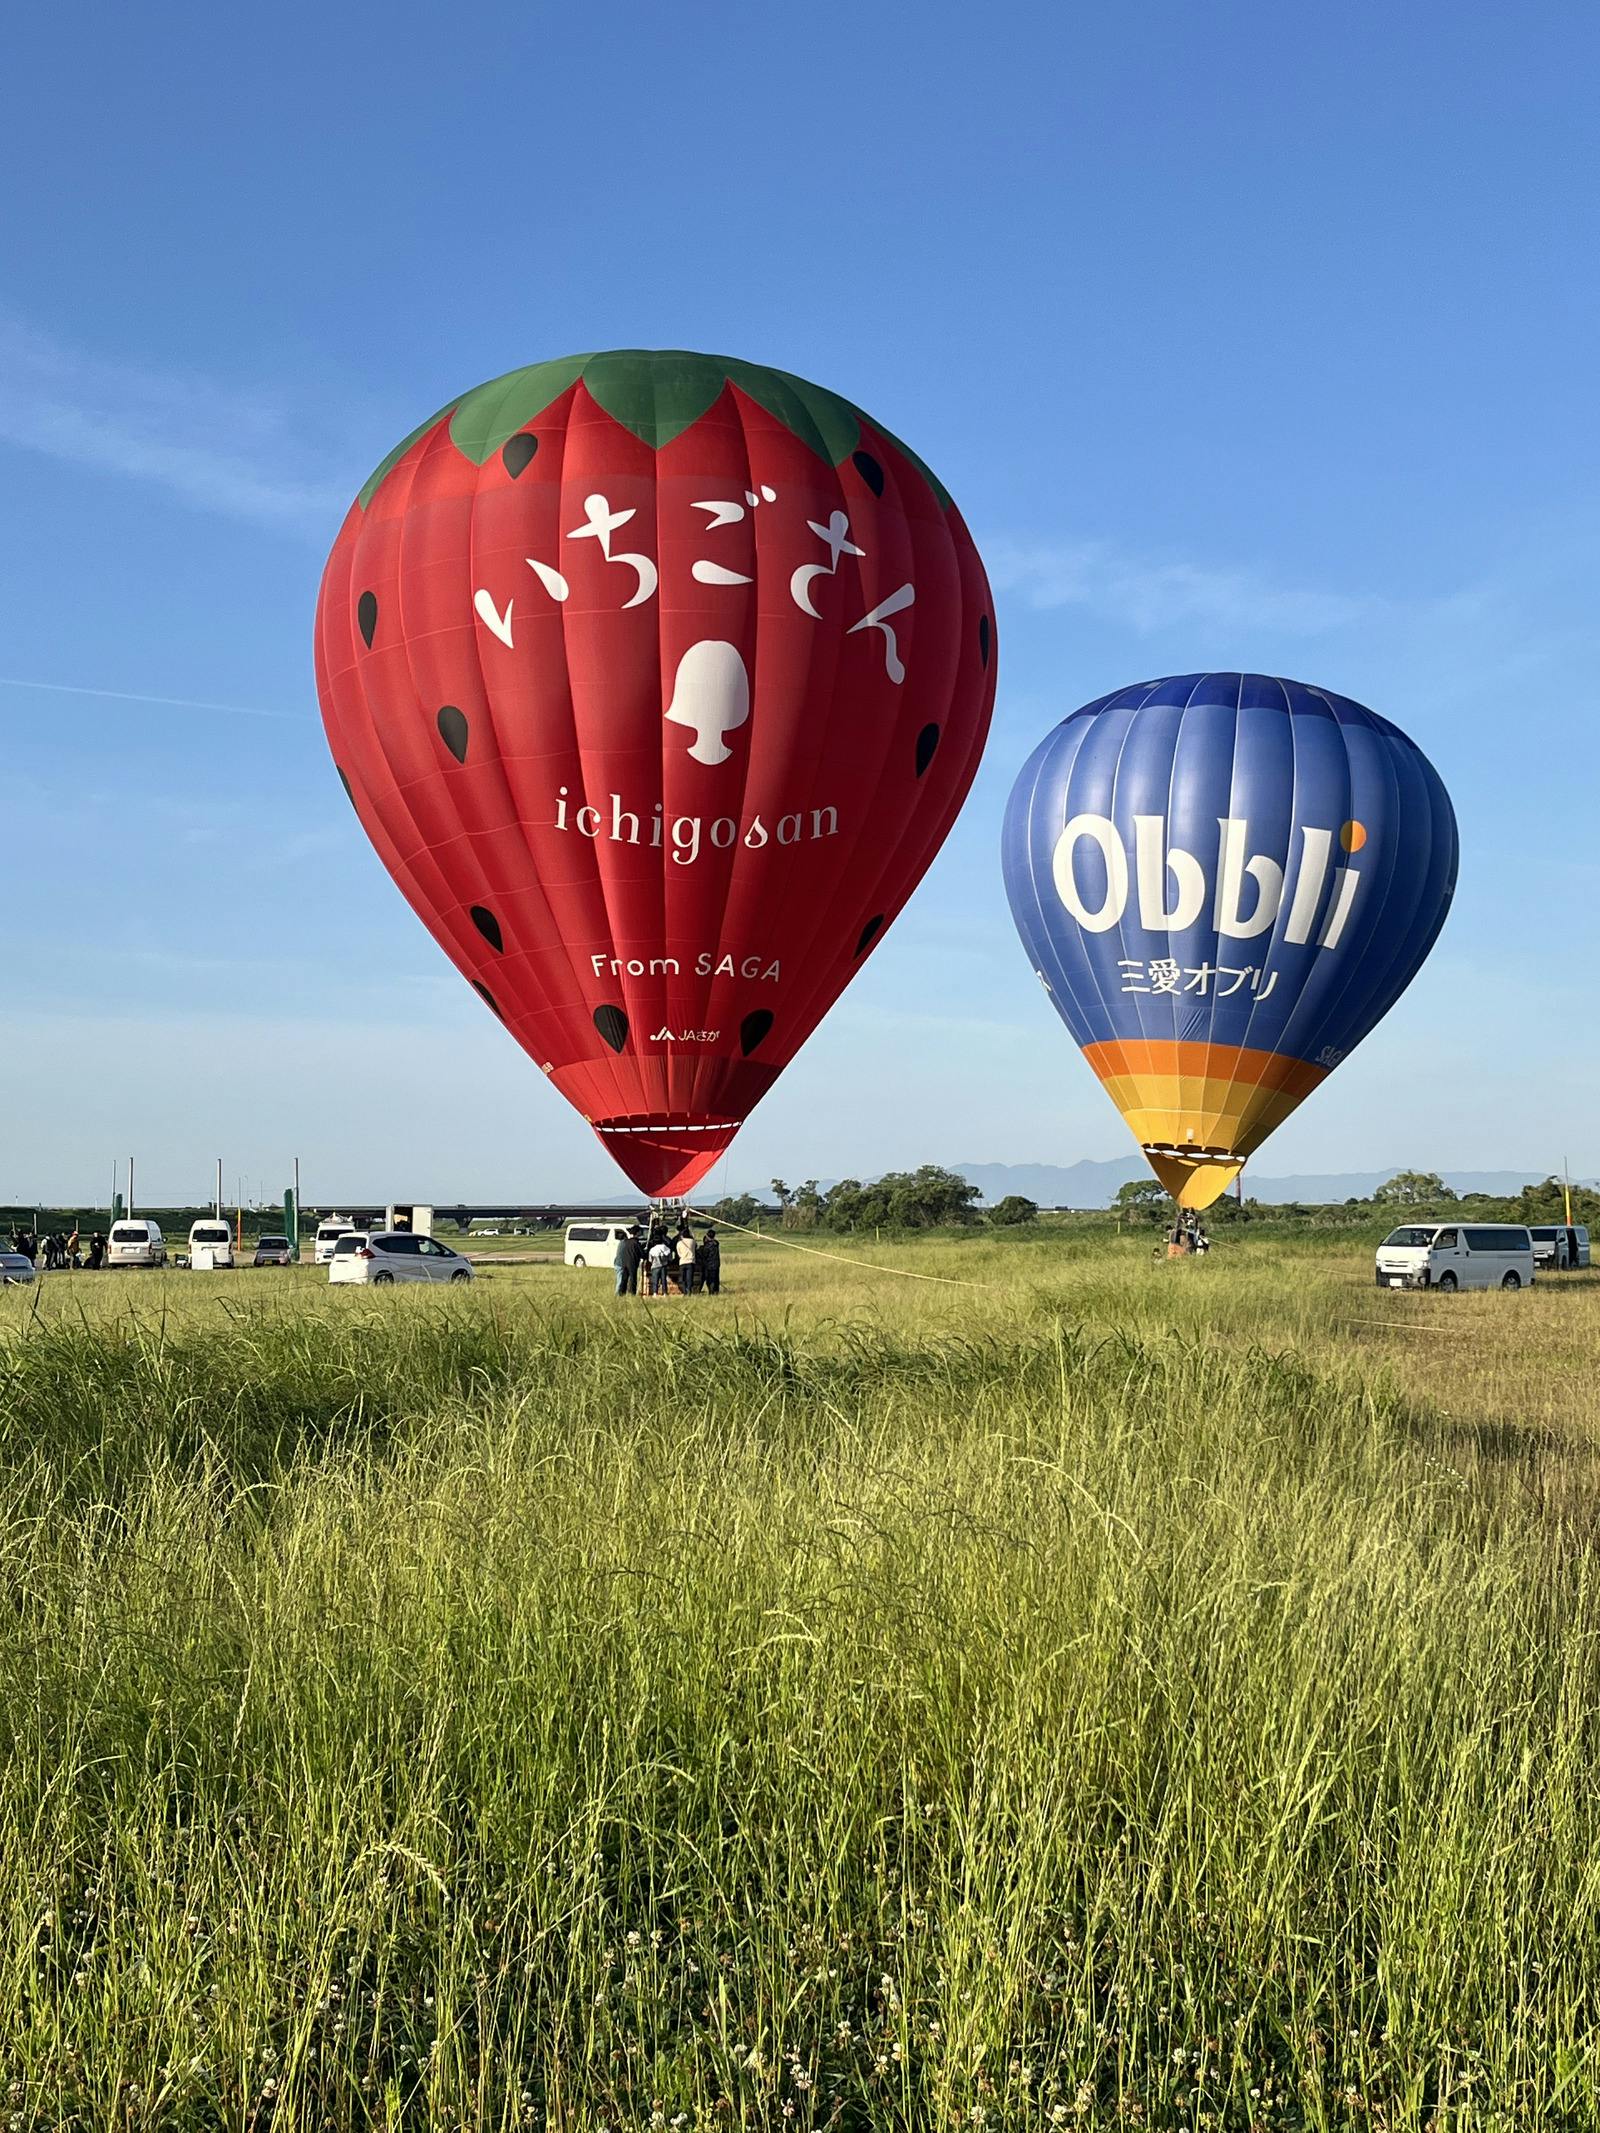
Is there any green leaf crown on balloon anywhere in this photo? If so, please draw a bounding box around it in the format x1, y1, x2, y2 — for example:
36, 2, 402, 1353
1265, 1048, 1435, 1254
356, 349, 951, 512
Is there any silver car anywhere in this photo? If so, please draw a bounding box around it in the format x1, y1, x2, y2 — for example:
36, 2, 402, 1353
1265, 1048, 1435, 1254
0, 1252, 37, 1286
328, 1232, 474, 1286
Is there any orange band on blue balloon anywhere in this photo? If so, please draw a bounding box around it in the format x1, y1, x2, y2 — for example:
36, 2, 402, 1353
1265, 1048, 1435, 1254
1081, 1039, 1328, 1161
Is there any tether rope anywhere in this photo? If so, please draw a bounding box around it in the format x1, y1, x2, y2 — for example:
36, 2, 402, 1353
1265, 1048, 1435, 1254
684, 1207, 996, 1290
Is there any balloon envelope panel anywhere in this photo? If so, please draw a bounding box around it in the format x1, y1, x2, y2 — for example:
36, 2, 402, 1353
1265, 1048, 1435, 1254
1001, 675, 1457, 1207
316, 350, 996, 1195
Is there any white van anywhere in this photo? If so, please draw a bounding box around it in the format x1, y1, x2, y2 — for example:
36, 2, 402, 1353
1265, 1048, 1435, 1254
1375, 1222, 1535, 1291
188, 1219, 234, 1270
565, 1219, 635, 1268
314, 1217, 357, 1265
107, 1219, 166, 1269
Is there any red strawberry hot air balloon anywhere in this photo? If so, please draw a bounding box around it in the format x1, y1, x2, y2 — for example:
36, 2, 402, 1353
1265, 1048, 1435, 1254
315, 349, 996, 1196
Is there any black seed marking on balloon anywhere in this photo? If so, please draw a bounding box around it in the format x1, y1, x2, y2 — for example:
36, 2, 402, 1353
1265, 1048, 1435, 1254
594, 1004, 629, 1054
470, 905, 503, 953
739, 1010, 775, 1057
436, 705, 469, 763
471, 981, 503, 1021
357, 591, 378, 648
502, 433, 539, 478
978, 614, 991, 668
855, 914, 885, 958
852, 449, 885, 497
915, 723, 941, 777
336, 767, 356, 809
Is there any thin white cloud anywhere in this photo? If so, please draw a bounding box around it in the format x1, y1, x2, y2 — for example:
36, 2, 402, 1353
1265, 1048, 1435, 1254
0, 676, 311, 721
0, 315, 347, 531
986, 536, 1381, 635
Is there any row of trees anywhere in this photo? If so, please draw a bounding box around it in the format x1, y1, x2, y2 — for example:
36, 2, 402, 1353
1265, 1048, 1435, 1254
1371, 1170, 1597, 1223
705, 1168, 1040, 1234
1111, 1170, 1598, 1227
700, 1167, 1595, 1238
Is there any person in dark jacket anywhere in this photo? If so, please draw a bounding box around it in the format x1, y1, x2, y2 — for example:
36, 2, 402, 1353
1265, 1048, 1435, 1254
613, 1227, 640, 1299
697, 1226, 721, 1296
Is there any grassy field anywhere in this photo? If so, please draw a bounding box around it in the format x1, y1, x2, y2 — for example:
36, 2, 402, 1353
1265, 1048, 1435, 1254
1, 1232, 1597, 2130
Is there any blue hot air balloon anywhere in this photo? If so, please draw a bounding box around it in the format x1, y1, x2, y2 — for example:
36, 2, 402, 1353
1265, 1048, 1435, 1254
1001, 674, 1459, 1208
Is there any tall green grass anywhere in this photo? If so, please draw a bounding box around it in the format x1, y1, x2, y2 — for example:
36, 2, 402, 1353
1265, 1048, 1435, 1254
0, 1255, 1597, 2128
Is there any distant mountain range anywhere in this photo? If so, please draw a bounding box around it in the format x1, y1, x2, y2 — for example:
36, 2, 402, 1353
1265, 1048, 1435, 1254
953, 1160, 1584, 1208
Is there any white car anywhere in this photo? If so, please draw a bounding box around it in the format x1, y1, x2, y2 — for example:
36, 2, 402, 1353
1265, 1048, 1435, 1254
1375, 1221, 1535, 1291
188, 1219, 234, 1270
565, 1219, 637, 1268
0, 1252, 37, 1286
328, 1231, 475, 1286
314, 1218, 358, 1265
107, 1219, 167, 1268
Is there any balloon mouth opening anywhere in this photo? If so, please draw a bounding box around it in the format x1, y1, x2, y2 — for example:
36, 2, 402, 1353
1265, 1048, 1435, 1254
593, 1118, 744, 1138
590, 1116, 746, 1200
1143, 1145, 1244, 1213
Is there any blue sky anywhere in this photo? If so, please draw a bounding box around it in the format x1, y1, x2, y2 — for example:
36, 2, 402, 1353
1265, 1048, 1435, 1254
5, 0, 1595, 1206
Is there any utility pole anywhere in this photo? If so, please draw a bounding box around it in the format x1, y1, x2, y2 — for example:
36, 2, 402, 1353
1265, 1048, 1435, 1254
128, 1155, 136, 1219
216, 1157, 224, 1220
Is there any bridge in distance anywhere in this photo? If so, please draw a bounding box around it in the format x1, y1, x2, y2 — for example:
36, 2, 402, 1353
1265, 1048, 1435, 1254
303, 1202, 776, 1231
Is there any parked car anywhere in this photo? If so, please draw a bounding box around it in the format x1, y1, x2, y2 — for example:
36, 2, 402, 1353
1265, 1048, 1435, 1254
565, 1220, 636, 1268
1568, 1224, 1592, 1270
188, 1218, 234, 1270
1529, 1224, 1571, 1273
1375, 1222, 1535, 1291
107, 1219, 167, 1269
0, 1252, 37, 1286
253, 1234, 296, 1267
328, 1232, 474, 1286
314, 1218, 357, 1265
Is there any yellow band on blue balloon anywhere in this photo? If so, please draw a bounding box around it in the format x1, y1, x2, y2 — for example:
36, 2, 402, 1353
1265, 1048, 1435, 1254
1083, 1039, 1329, 1208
